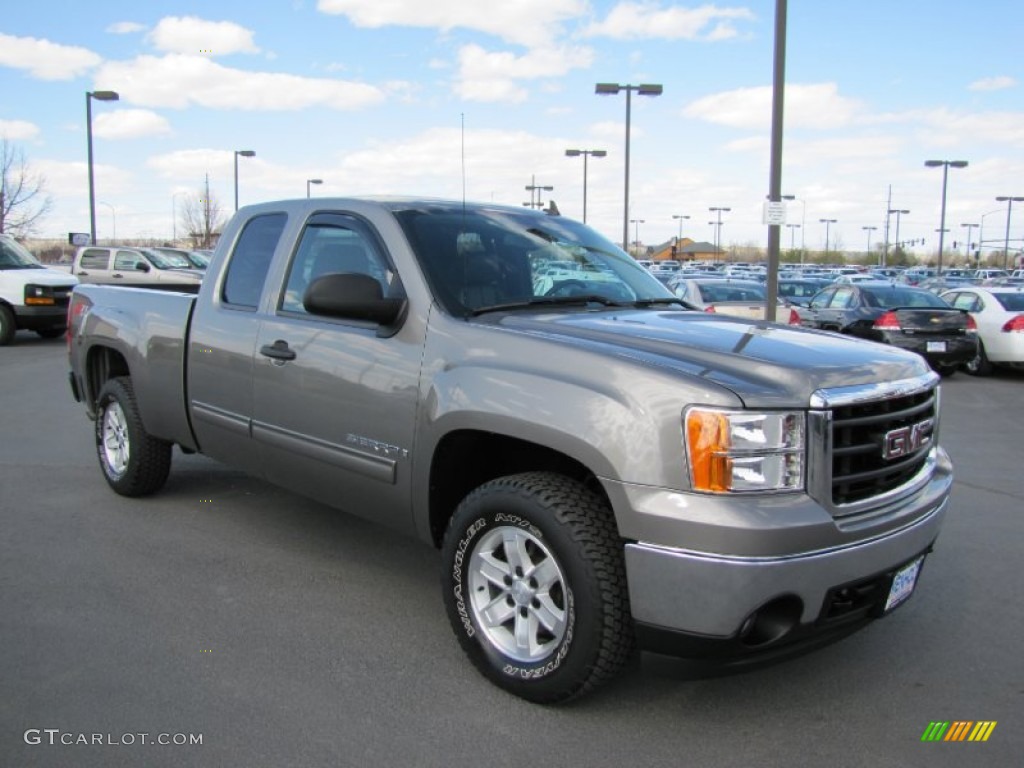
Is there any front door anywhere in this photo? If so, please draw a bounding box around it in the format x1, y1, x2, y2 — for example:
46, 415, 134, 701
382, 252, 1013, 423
251, 212, 421, 531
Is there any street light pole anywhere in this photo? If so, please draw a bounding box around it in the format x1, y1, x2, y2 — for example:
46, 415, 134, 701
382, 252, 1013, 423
524, 175, 553, 209
819, 218, 837, 261
709, 207, 730, 260
629, 218, 645, 255
595, 82, 663, 250
565, 149, 606, 223
960, 222, 979, 265
306, 178, 323, 198
862, 226, 877, 261
888, 209, 910, 263
786, 223, 801, 257
86, 90, 119, 245
234, 149, 256, 211
995, 196, 1024, 270
925, 159, 968, 275
672, 214, 690, 246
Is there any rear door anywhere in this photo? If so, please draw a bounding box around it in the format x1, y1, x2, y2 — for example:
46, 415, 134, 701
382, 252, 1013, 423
251, 211, 422, 531
74, 248, 113, 282
187, 212, 289, 476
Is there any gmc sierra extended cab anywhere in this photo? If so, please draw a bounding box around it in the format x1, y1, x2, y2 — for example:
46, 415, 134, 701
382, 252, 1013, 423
67, 198, 952, 703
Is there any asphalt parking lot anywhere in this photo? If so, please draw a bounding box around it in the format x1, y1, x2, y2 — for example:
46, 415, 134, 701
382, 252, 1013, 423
1, 332, 1021, 768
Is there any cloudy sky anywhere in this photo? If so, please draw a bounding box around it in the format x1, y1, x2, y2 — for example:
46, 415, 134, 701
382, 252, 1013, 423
2, 0, 1023, 259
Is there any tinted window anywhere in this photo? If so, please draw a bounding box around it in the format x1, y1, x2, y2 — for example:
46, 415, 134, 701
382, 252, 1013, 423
863, 287, 949, 308
114, 250, 145, 270
994, 292, 1024, 311
280, 214, 392, 315
222, 213, 287, 309
79, 249, 111, 270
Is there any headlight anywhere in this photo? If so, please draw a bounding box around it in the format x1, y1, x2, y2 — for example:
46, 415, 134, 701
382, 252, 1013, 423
684, 408, 805, 493
24, 284, 55, 305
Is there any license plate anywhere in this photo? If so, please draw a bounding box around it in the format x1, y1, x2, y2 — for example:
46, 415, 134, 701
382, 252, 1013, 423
885, 556, 924, 613
926, 341, 947, 352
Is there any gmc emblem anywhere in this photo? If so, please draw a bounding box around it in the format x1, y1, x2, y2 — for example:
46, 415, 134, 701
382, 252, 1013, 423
882, 418, 934, 460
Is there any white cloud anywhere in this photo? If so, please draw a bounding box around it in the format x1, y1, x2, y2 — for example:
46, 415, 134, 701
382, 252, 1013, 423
454, 44, 593, 103
684, 83, 861, 130
107, 22, 146, 35
94, 55, 385, 111
969, 76, 1016, 92
0, 119, 41, 141
147, 148, 239, 180
583, 2, 756, 41
147, 16, 260, 56
316, 0, 587, 47
93, 109, 172, 139
0, 33, 101, 80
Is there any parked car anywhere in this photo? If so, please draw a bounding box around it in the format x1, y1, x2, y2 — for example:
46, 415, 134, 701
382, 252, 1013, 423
916, 276, 978, 294
973, 268, 1009, 282
902, 268, 936, 286
0, 233, 78, 344
71, 246, 203, 289
776, 277, 832, 307
799, 282, 977, 375
669, 277, 799, 322
941, 286, 1024, 375
148, 245, 211, 270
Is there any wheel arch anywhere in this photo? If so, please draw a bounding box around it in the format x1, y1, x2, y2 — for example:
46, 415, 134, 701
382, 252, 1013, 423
426, 429, 613, 548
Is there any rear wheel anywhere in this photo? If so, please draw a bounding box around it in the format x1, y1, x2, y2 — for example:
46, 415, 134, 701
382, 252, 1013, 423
964, 342, 993, 376
441, 472, 635, 703
0, 305, 15, 346
95, 377, 172, 496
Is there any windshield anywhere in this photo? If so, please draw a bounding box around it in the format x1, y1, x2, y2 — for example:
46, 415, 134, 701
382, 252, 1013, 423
142, 249, 192, 269
0, 236, 44, 269
392, 205, 677, 316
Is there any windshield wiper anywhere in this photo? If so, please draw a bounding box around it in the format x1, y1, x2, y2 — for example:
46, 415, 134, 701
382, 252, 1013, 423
631, 297, 688, 308
469, 295, 630, 316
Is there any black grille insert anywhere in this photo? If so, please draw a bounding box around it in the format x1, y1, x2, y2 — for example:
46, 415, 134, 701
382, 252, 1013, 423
830, 388, 936, 506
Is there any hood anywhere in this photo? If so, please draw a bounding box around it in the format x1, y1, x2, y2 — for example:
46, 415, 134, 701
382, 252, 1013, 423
487, 309, 928, 408
0, 266, 78, 286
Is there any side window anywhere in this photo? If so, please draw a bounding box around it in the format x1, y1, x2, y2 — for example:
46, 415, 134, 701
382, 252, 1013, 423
79, 249, 111, 270
830, 287, 855, 309
809, 288, 834, 309
114, 251, 143, 270
222, 213, 288, 309
280, 215, 391, 316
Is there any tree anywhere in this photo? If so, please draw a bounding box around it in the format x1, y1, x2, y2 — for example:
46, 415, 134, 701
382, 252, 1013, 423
178, 174, 226, 249
0, 139, 53, 238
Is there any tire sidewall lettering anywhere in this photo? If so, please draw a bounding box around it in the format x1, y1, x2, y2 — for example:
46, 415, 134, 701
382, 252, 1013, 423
451, 517, 487, 639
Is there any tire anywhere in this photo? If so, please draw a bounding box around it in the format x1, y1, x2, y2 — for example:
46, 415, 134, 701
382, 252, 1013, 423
441, 472, 635, 703
95, 377, 172, 496
964, 342, 993, 376
35, 327, 66, 339
0, 305, 15, 346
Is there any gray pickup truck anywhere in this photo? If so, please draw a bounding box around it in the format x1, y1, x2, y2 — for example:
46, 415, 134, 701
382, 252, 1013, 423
67, 198, 952, 703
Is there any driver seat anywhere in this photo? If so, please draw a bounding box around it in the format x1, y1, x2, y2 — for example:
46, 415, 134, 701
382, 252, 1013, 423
460, 255, 503, 310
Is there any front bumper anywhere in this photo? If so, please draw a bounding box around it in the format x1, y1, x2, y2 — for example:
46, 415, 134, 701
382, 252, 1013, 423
614, 451, 951, 658
13, 304, 67, 331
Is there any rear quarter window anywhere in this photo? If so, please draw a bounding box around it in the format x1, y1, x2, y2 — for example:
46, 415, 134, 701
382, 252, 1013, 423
78, 249, 111, 270
221, 213, 288, 309
994, 292, 1024, 312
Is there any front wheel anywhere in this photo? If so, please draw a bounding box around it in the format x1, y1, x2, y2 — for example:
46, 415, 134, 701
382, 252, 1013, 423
0, 305, 15, 346
95, 377, 172, 496
441, 472, 635, 703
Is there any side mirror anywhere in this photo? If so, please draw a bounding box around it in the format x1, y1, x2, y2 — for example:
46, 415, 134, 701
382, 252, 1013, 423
136, 262, 151, 272
303, 273, 405, 327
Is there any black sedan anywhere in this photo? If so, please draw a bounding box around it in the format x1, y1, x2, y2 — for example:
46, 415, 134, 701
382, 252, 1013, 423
799, 282, 977, 375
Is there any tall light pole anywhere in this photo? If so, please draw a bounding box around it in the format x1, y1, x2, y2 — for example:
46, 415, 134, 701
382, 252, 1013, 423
595, 82, 663, 250
995, 196, 1024, 270
819, 218, 837, 261
86, 90, 119, 246
786, 223, 801, 257
862, 225, 877, 261
524, 175, 553, 209
888, 209, 910, 262
924, 159, 968, 275
960, 222, 979, 265
672, 214, 690, 250
234, 149, 255, 211
781, 195, 806, 255
630, 218, 645, 255
306, 178, 323, 198
565, 149, 605, 223
709, 206, 730, 260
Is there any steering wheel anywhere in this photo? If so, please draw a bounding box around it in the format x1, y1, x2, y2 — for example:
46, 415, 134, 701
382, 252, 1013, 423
544, 279, 588, 297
